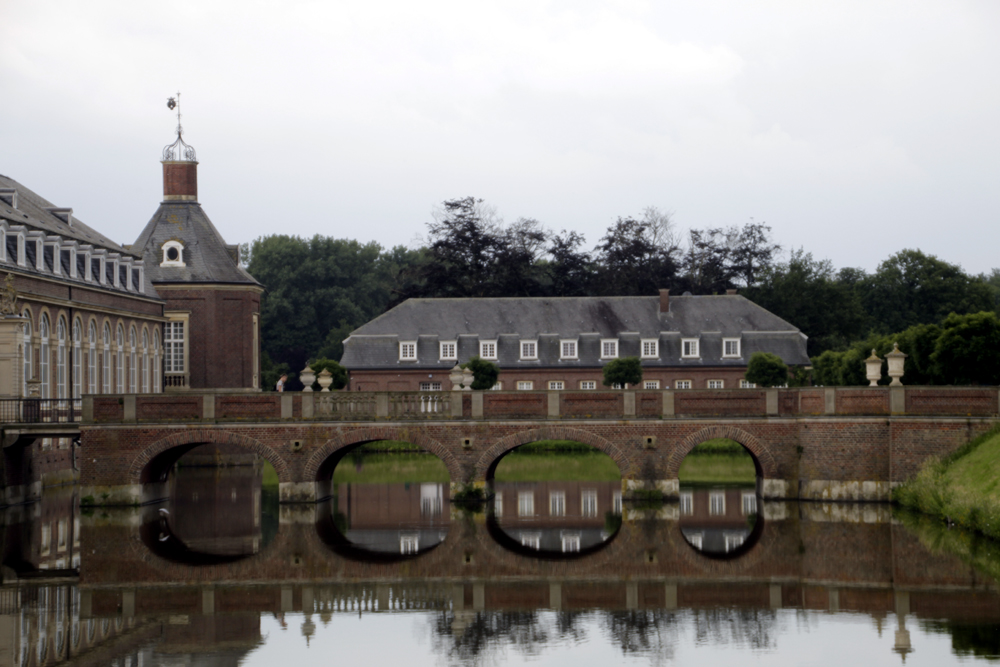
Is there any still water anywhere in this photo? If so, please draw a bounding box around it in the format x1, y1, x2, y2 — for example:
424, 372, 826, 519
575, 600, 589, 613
4, 452, 1000, 666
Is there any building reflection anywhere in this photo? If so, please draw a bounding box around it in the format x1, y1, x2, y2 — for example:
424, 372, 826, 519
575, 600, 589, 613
167, 466, 263, 557
333, 483, 450, 555
492, 481, 622, 553
678, 486, 758, 555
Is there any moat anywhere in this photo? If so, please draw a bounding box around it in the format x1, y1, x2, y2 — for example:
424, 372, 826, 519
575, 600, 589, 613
3, 443, 1000, 666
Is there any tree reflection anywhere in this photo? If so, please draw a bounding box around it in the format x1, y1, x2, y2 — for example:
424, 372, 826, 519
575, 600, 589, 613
431, 611, 551, 664
691, 609, 778, 650
602, 610, 678, 660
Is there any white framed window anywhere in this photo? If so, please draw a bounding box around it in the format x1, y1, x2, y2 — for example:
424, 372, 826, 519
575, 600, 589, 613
741, 491, 757, 515
399, 341, 417, 361
56, 317, 67, 400
480, 340, 497, 360
153, 329, 161, 392
740, 379, 757, 389
644, 380, 660, 389
399, 533, 419, 555
115, 324, 124, 393
518, 491, 535, 517
580, 380, 597, 390
161, 240, 185, 267
680, 491, 693, 516
723, 338, 741, 358
87, 321, 97, 394
128, 326, 137, 393
72, 319, 81, 399
709, 491, 726, 516
600, 339, 618, 359
491, 382, 503, 390
419, 381, 442, 391
165, 321, 185, 373
560, 340, 578, 359
548, 381, 564, 390
22, 313, 32, 397
675, 379, 692, 389
141, 329, 150, 393
39, 314, 50, 398
549, 491, 565, 516
724, 532, 745, 552
520, 532, 541, 549
581, 489, 598, 517
682, 338, 700, 358
561, 532, 581, 553
102, 323, 111, 393
641, 339, 659, 358
520, 340, 537, 360
439, 341, 457, 361
517, 380, 534, 390
708, 379, 724, 389
687, 532, 704, 549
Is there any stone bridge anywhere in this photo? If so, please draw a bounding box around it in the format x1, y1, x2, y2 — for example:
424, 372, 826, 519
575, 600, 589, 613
75, 386, 1000, 505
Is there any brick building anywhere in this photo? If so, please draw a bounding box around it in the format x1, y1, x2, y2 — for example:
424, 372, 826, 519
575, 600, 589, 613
341, 291, 810, 391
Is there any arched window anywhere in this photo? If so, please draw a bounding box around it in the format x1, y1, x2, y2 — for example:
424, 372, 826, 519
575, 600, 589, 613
128, 325, 137, 393
72, 319, 82, 399
57, 317, 67, 400
39, 314, 50, 399
115, 324, 124, 393
22, 311, 32, 397
153, 329, 161, 393
88, 321, 97, 394
141, 329, 150, 393
161, 240, 185, 267
102, 323, 111, 394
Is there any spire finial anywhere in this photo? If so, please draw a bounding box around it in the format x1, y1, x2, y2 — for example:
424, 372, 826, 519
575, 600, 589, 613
167, 91, 183, 139
162, 92, 197, 162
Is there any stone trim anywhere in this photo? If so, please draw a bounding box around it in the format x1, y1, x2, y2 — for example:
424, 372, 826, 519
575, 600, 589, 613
475, 426, 629, 479
304, 426, 461, 482
127, 428, 290, 483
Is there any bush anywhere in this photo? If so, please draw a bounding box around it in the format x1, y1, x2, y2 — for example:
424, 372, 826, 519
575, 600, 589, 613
745, 352, 788, 387
461, 356, 500, 390
603, 357, 643, 388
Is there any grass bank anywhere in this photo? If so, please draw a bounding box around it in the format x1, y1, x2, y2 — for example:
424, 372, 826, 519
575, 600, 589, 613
678, 438, 756, 485
893, 425, 1000, 540
494, 440, 621, 482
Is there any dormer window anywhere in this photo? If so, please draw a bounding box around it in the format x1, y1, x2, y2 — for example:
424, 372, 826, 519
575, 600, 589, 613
399, 341, 417, 361
682, 338, 700, 358
161, 241, 185, 267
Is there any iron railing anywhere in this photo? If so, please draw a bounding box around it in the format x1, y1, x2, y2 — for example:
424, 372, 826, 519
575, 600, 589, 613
0, 398, 82, 424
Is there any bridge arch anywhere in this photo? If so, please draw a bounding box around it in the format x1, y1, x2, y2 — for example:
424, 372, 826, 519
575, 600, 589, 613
304, 427, 461, 483
666, 425, 778, 480
476, 427, 629, 481
129, 429, 291, 484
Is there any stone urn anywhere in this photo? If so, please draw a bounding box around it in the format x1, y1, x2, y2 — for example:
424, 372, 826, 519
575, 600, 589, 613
449, 364, 465, 391
864, 349, 882, 387
886, 343, 907, 386
299, 365, 316, 392
462, 366, 474, 390
317, 368, 333, 392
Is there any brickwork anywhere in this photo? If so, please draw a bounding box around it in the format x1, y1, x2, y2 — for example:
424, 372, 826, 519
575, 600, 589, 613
836, 389, 890, 415
137, 396, 200, 421
907, 388, 998, 415
559, 392, 622, 418
675, 391, 765, 415
216, 395, 280, 420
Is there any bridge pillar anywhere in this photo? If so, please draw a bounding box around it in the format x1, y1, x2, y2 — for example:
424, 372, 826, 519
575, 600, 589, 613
549, 582, 561, 610
202, 587, 215, 615
664, 583, 677, 610
280, 481, 318, 503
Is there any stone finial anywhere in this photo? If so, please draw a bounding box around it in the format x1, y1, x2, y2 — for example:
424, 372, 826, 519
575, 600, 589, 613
449, 364, 465, 391
317, 368, 333, 392
461, 366, 474, 390
0, 274, 17, 315
299, 365, 316, 392
865, 348, 882, 387
885, 342, 907, 386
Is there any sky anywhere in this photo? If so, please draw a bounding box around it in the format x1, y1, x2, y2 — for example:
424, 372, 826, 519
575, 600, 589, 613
2, 0, 999, 275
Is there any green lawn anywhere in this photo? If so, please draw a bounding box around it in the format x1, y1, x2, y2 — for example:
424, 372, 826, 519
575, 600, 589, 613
493, 449, 621, 482
332, 453, 451, 484
678, 439, 756, 485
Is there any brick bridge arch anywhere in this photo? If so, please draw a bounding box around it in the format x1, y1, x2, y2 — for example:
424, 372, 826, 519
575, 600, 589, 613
476, 427, 629, 480
128, 429, 291, 484
665, 425, 777, 480
304, 427, 462, 482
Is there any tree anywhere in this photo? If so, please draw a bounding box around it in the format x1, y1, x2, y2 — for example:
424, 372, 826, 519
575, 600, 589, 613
745, 352, 788, 387
593, 218, 678, 296
931, 312, 1000, 385
308, 358, 348, 390
461, 356, 500, 390
545, 230, 593, 297
602, 357, 643, 387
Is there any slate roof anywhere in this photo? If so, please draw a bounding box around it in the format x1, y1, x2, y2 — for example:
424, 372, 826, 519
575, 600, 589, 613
341, 295, 811, 370
133, 202, 261, 286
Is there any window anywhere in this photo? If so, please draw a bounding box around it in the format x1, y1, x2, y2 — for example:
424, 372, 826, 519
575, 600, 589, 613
480, 340, 497, 360
491, 382, 503, 390
560, 340, 577, 359
742, 491, 757, 515
675, 380, 692, 389
613, 492, 622, 515
439, 341, 457, 361
399, 341, 417, 361
561, 532, 581, 553
740, 379, 757, 389
87, 322, 97, 394
102, 323, 111, 393
165, 321, 185, 373
641, 339, 659, 358
549, 491, 565, 516
709, 491, 726, 516
644, 380, 660, 389
518, 491, 535, 516
682, 338, 700, 358
39, 314, 50, 398
548, 381, 564, 390
161, 241, 185, 267
724, 532, 745, 552
493, 492, 503, 517
419, 381, 442, 391
723, 338, 741, 358
153, 329, 161, 392
115, 325, 124, 393
680, 491, 693, 516
708, 379, 724, 389
581, 489, 598, 517
72, 319, 81, 399
517, 381, 534, 390
141, 330, 150, 393
56, 317, 67, 400
520, 532, 541, 549
580, 380, 596, 390
600, 339, 618, 359
399, 533, 419, 555
520, 340, 537, 360
22, 313, 32, 396
128, 326, 137, 393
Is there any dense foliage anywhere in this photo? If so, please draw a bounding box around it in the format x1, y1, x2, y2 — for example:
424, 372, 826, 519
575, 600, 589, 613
461, 356, 500, 391
745, 352, 788, 387
602, 357, 643, 388
243, 197, 1000, 387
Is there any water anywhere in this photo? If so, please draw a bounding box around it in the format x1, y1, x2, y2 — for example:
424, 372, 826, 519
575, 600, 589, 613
4, 458, 1000, 666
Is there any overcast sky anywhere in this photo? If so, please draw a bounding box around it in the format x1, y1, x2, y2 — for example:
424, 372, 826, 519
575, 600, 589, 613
2, 1, 999, 275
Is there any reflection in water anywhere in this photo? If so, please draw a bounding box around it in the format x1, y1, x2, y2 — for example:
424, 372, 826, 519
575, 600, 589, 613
678, 485, 760, 557
328, 482, 450, 555
492, 481, 622, 555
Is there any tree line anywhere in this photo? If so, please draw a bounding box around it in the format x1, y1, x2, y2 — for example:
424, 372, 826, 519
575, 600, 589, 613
244, 197, 1000, 388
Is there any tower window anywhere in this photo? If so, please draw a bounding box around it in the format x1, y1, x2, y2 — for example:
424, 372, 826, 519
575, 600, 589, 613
161, 241, 186, 267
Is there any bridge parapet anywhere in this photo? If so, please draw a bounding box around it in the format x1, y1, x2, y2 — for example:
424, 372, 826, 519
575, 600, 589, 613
79, 386, 1000, 425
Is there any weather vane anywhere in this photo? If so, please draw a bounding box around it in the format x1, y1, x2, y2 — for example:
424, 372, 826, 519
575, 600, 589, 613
162, 92, 197, 161
167, 91, 183, 138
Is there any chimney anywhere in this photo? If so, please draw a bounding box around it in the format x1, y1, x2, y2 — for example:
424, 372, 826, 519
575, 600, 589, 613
162, 161, 198, 202
659, 289, 670, 313
726, 288, 737, 295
